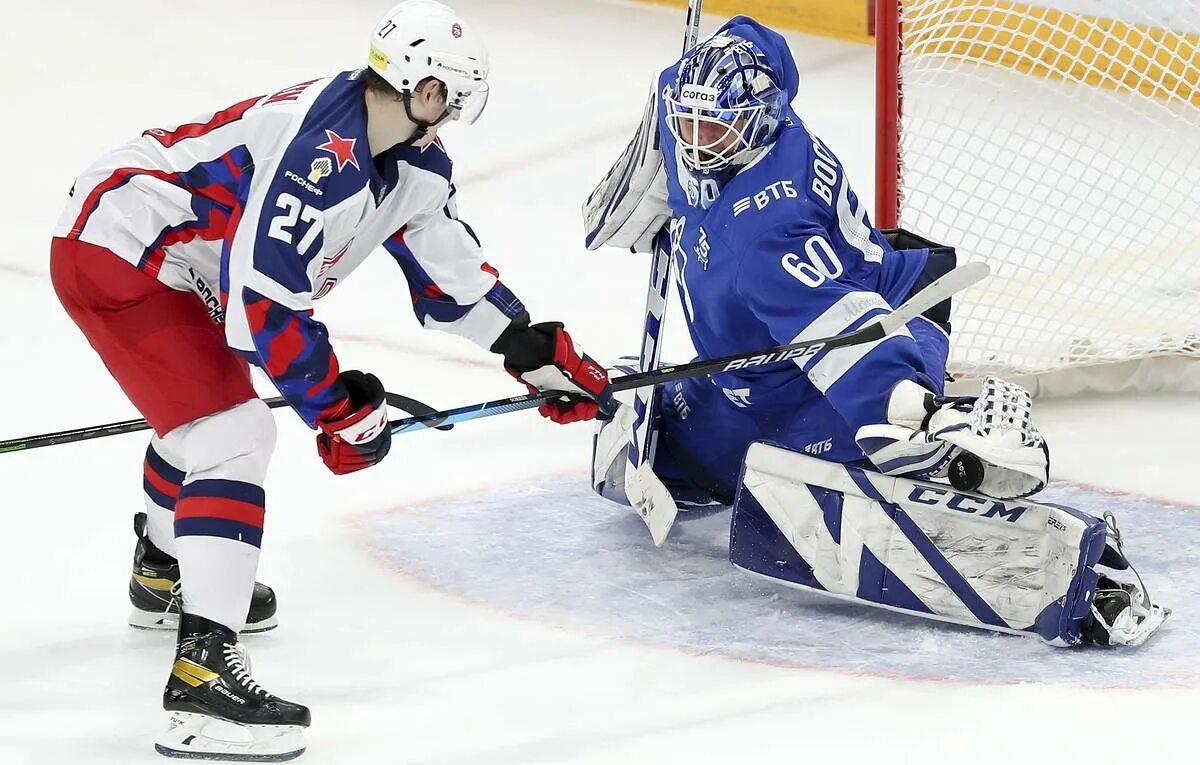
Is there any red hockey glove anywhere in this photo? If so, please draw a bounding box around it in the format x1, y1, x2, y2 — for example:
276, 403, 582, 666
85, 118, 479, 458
493, 317, 610, 424
316, 371, 392, 475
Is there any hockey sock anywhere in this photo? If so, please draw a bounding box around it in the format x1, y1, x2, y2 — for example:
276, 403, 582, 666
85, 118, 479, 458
143, 441, 185, 558
174, 479, 264, 632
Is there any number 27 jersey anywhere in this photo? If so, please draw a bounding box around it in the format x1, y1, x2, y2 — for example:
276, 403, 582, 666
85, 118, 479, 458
54, 70, 524, 427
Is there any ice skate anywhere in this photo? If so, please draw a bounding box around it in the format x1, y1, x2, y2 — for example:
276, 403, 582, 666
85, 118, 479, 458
1082, 574, 1171, 647
155, 614, 309, 761
129, 513, 278, 633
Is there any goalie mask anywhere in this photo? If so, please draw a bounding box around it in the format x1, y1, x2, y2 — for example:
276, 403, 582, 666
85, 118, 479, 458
664, 34, 786, 173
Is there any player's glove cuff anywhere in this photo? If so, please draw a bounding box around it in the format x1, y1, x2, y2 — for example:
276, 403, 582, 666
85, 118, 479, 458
316, 370, 392, 474
493, 314, 611, 423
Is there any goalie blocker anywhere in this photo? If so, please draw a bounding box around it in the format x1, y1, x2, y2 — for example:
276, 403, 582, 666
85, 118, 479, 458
730, 442, 1169, 647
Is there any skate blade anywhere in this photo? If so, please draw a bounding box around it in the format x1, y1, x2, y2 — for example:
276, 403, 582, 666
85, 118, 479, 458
155, 712, 305, 761
1114, 605, 1172, 648
129, 609, 279, 634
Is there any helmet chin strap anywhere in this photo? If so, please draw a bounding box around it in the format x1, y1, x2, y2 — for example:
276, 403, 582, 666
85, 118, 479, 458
399, 91, 453, 147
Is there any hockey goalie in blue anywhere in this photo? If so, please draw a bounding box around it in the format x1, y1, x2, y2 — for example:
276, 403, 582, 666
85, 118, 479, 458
582, 15, 1169, 648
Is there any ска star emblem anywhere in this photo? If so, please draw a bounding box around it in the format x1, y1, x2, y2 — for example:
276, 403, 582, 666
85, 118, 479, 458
316, 129, 360, 172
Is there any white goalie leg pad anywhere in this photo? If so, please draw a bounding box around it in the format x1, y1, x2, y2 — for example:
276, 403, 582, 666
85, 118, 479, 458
727, 443, 1173, 646
856, 377, 1049, 499
582, 82, 671, 253
155, 711, 306, 761
591, 357, 679, 546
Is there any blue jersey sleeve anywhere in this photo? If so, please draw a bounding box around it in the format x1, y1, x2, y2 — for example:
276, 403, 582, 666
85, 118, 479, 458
223, 135, 363, 428
733, 220, 940, 430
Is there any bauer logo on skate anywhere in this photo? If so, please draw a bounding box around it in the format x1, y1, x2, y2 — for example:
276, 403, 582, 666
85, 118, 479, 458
906, 485, 1028, 523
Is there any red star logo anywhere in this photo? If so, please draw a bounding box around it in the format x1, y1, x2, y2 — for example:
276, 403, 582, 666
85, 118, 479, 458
316, 129, 360, 172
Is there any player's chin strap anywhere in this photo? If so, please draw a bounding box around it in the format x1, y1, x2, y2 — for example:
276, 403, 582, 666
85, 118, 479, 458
399, 91, 454, 148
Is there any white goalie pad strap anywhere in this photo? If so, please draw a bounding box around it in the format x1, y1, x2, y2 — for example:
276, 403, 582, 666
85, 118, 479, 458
582, 83, 671, 253
729, 443, 1108, 645
854, 422, 957, 480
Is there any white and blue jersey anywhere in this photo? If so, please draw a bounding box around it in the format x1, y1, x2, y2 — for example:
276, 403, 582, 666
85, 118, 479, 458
55, 70, 524, 428
650, 17, 950, 499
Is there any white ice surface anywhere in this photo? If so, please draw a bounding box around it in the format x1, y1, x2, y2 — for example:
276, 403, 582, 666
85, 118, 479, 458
0, 1, 1196, 764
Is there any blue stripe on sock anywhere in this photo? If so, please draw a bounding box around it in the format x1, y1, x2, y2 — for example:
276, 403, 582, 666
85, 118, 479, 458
174, 517, 263, 547
179, 479, 265, 507
145, 445, 185, 484
143, 477, 177, 510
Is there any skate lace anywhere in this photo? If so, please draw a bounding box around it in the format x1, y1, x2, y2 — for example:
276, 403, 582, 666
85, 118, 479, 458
1102, 512, 1153, 614
222, 642, 266, 696
167, 581, 184, 613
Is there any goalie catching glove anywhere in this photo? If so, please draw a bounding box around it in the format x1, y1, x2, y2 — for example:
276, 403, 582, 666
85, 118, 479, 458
493, 313, 611, 424
855, 376, 1049, 499
316, 370, 392, 475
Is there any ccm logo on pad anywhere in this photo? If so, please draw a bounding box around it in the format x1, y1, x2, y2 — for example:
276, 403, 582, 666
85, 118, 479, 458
907, 486, 1028, 523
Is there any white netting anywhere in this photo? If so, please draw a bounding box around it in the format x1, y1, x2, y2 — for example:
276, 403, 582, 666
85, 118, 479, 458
895, 0, 1200, 386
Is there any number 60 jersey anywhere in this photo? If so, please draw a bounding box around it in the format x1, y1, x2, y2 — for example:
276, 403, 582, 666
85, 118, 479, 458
54, 70, 524, 427
652, 16, 951, 456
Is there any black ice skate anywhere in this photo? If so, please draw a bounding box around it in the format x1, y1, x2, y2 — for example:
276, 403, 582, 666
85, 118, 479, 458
129, 513, 278, 633
156, 614, 310, 761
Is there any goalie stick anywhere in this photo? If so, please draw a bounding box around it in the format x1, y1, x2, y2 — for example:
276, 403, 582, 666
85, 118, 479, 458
0, 392, 451, 454
388, 262, 990, 435
619, 0, 706, 545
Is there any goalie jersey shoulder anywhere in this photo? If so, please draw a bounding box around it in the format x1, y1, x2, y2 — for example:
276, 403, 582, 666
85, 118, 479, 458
710, 123, 854, 241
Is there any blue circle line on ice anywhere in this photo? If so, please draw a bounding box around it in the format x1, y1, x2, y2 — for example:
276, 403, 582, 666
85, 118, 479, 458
360, 476, 1198, 688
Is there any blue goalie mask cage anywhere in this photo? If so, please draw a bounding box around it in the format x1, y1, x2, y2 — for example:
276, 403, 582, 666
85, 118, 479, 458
664, 33, 786, 173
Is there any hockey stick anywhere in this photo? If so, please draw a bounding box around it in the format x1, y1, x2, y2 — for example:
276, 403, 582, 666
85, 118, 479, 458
0, 392, 451, 454
388, 262, 990, 436
617, 0, 706, 545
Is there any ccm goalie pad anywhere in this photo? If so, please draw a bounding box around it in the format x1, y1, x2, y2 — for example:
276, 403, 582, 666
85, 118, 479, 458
728, 443, 1170, 647
581, 83, 670, 253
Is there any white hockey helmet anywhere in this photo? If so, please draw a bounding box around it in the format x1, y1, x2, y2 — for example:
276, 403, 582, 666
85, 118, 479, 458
368, 0, 490, 124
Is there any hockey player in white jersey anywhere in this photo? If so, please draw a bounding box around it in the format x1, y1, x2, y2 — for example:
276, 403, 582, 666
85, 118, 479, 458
584, 16, 1167, 650
50, 2, 609, 760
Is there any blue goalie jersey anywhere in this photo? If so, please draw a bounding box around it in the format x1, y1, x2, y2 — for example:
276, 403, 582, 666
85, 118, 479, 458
650, 17, 952, 501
